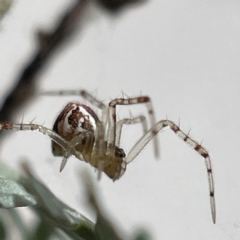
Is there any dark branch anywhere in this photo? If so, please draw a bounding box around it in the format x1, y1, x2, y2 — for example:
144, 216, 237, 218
0, 0, 88, 137
96, 0, 146, 12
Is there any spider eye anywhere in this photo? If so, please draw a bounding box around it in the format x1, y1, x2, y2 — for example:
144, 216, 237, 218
115, 147, 126, 158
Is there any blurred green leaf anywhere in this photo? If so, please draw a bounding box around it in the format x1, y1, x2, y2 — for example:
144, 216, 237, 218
133, 230, 151, 240
0, 220, 6, 240
20, 162, 96, 240
0, 162, 151, 240
94, 213, 124, 240
31, 220, 54, 240
83, 171, 125, 240
0, 177, 36, 208
74, 222, 97, 240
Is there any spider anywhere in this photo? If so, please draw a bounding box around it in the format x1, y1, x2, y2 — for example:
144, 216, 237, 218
0, 89, 216, 223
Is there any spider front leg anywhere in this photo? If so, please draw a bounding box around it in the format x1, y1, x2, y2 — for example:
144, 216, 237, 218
42, 89, 106, 109
0, 122, 80, 161
126, 119, 216, 224
60, 134, 86, 172
42, 89, 109, 126
116, 115, 147, 147
108, 96, 159, 157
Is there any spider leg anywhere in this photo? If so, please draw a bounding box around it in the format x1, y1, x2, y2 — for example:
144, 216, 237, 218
0, 123, 69, 149
0, 122, 86, 172
108, 96, 159, 157
116, 115, 147, 147
91, 121, 105, 179
126, 119, 216, 224
59, 135, 86, 172
42, 89, 107, 109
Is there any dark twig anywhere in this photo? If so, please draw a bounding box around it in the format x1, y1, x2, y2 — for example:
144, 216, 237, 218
96, 0, 146, 12
0, 0, 88, 138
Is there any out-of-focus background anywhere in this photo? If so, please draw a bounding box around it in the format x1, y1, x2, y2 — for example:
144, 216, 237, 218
0, 0, 240, 239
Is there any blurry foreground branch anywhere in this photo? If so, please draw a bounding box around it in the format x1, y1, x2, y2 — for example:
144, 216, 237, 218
0, 0, 88, 134
0, 0, 12, 20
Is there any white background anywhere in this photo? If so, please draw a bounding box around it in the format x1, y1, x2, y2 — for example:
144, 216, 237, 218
0, 0, 240, 239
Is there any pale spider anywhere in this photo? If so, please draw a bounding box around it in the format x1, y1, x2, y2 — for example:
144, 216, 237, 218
0, 89, 216, 223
